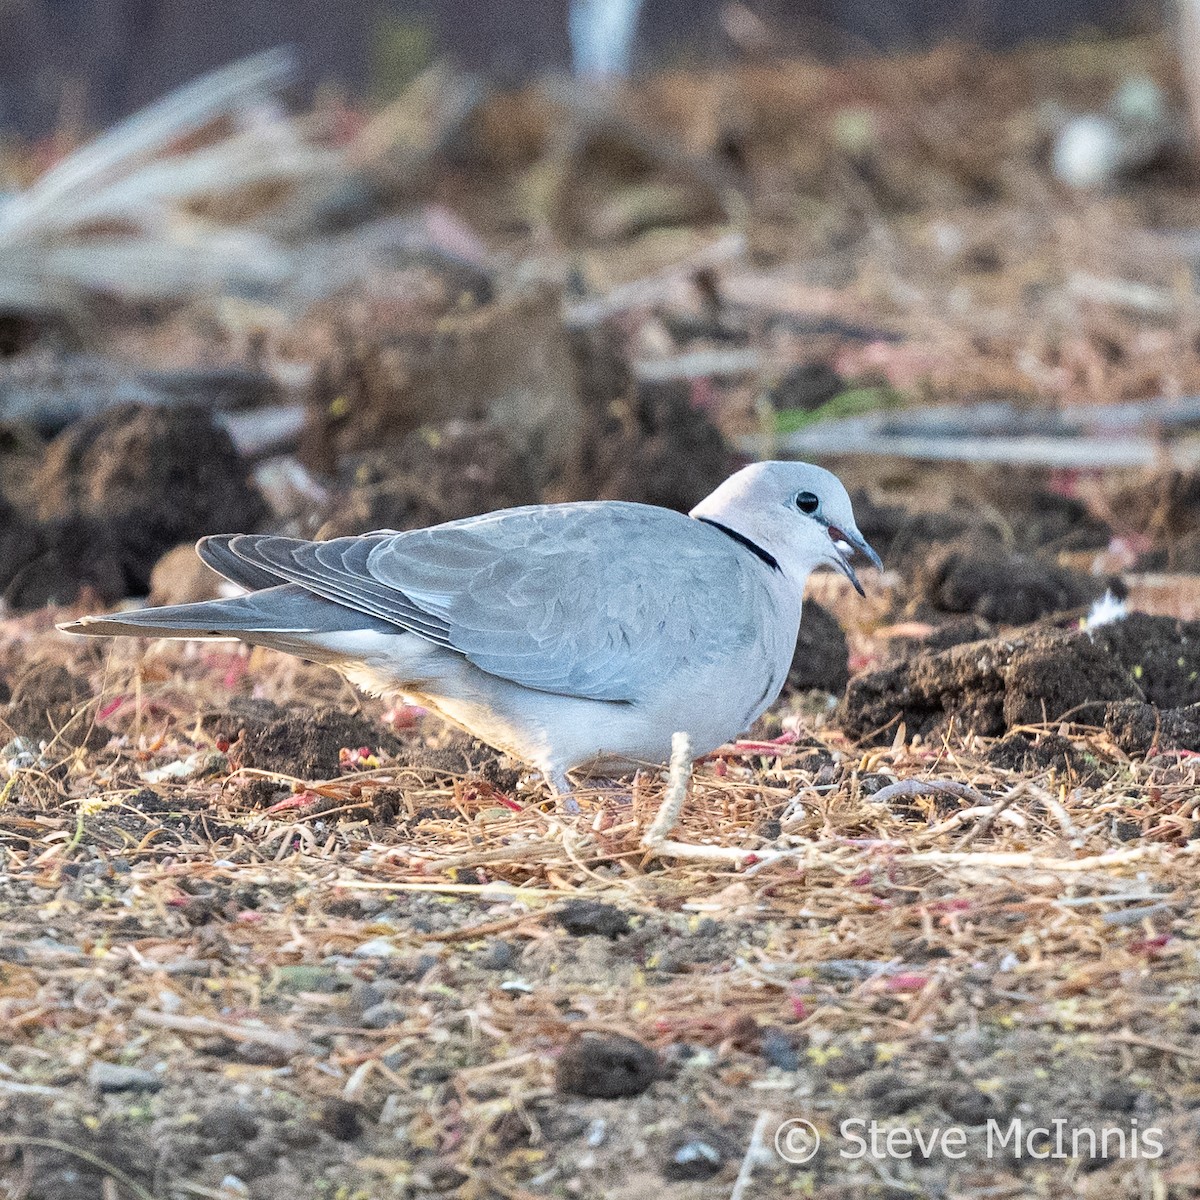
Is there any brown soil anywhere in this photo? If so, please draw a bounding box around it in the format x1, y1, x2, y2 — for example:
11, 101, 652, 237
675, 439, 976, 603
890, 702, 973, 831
1, 404, 264, 609
299, 278, 580, 486
555, 1033, 661, 1099
3, 662, 99, 747
787, 599, 850, 695
1136, 528, 1200, 572
566, 326, 735, 511
984, 729, 1100, 778
839, 613, 1200, 745
910, 536, 1108, 624
316, 418, 539, 539
1, 613, 1199, 1199
1105, 469, 1200, 541
199, 698, 403, 780
882, 614, 997, 662
853, 485, 1113, 573
852, 493, 990, 567
1101, 699, 1200, 756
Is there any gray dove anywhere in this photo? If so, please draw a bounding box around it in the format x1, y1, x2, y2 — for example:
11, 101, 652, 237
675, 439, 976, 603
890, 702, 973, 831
60, 461, 879, 792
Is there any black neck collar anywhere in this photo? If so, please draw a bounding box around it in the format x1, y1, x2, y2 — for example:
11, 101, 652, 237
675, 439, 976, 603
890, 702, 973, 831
696, 518, 781, 572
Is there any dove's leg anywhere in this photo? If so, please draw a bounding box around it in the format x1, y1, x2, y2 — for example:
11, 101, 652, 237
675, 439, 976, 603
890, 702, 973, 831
544, 769, 581, 814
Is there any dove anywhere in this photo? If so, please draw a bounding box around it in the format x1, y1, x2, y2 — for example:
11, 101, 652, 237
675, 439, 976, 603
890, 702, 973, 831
60, 461, 879, 792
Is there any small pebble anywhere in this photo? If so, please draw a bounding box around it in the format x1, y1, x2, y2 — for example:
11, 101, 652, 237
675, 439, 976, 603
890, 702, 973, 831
360, 1001, 405, 1030
555, 1033, 658, 1098
937, 1082, 994, 1126
555, 900, 631, 938
319, 1098, 363, 1141
477, 939, 516, 970
661, 1130, 728, 1181
200, 1102, 260, 1150
353, 937, 399, 958
347, 981, 385, 1012
88, 1061, 162, 1093
760, 1028, 800, 1072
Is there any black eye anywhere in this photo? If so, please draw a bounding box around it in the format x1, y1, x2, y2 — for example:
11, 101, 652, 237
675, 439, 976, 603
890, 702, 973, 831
795, 491, 819, 515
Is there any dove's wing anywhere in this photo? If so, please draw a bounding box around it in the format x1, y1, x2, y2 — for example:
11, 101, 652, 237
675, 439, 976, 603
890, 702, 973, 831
217, 503, 766, 703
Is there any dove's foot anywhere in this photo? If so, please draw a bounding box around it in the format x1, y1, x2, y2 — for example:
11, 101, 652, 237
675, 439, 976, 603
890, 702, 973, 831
544, 770, 581, 814
562, 774, 640, 817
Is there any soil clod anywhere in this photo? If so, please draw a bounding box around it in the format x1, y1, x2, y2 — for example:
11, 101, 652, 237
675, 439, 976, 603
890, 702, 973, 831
840, 614, 1200, 748
204, 699, 402, 780
911, 537, 1107, 625
788, 599, 850, 694
555, 899, 632, 938
555, 1033, 659, 1098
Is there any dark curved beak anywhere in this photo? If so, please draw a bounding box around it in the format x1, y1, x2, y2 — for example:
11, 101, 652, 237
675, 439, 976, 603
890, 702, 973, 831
827, 526, 882, 597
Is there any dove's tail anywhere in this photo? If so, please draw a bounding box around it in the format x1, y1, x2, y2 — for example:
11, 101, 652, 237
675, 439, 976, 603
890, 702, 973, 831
60, 589, 298, 640
58, 584, 396, 662
60, 531, 397, 648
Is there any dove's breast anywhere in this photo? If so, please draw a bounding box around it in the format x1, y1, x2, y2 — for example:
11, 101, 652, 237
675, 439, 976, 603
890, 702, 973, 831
327, 573, 802, 780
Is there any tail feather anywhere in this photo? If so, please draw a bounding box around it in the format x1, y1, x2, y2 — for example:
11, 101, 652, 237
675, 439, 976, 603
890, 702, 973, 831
59, 584, 395, 641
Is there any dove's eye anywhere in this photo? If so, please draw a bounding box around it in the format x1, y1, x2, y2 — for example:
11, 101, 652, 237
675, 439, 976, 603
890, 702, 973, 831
795, 491, 820, 515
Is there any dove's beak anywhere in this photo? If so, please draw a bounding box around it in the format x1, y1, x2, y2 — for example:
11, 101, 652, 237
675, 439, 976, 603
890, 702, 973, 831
827, 526, 882, 597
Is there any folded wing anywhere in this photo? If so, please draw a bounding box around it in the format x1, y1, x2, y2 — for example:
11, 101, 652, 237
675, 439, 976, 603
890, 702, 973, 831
215, 503, 760, 702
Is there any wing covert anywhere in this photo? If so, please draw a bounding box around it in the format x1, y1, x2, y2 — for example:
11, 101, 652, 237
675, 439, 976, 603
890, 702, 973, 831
226, 504, 761, 702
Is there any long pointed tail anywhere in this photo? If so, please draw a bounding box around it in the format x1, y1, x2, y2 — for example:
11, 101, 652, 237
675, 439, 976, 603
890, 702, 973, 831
58, 584, 392, 642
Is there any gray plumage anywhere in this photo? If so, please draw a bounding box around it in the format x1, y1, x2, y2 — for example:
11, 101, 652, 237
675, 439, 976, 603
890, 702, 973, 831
61, 461, 879, 791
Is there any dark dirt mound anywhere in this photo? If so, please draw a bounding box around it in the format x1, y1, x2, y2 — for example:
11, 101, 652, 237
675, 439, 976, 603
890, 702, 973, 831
767, 362, 846, 413
1099, 700, 1200, 753
788, 600, 850, 694
979, 475, 1112, 552
576, 376, 734, 511
33, 403, 265, 590
556, 899, 632, 938
883, 615, 995, 662
1, 442, 87, 607
851, 493, 990, 567
0, 494, 39, 573
299, 280, 579, 485
391, 732, 511, 782
1, 516, 129, 609
555, 1032, 659, 1098
0, 419, 150, 614
1105, 470, 1200, 540
1136, 530, 1200, 572
1101, 700, 1200, 756
566, 326, 734, 511
984, 731, 1102, 779
317, 418, 539, 538
3, 663, 99, 747
1021, 493, 1111, 553
201, 698, 402, 780
852, 487, 1111, 572
0, 404, 265, 609
838, 613, 1200, 746
1097, 613, 1200, 708
911, 537, 1109, 625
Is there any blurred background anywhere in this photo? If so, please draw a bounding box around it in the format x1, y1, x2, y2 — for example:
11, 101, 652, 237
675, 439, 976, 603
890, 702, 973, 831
1, 0, 1199, 630
0, 0, 1156, 132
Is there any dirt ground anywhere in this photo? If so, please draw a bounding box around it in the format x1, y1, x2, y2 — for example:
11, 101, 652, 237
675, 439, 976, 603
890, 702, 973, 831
7, 30, 1200, 1200
3, 567, 1200, 1200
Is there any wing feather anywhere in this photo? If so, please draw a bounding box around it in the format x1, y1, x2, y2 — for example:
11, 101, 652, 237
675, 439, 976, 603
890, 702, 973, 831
223, 503, 761, 702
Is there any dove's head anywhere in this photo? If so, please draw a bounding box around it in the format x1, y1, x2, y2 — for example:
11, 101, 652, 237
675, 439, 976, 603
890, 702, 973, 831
690, 461, 882, 595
